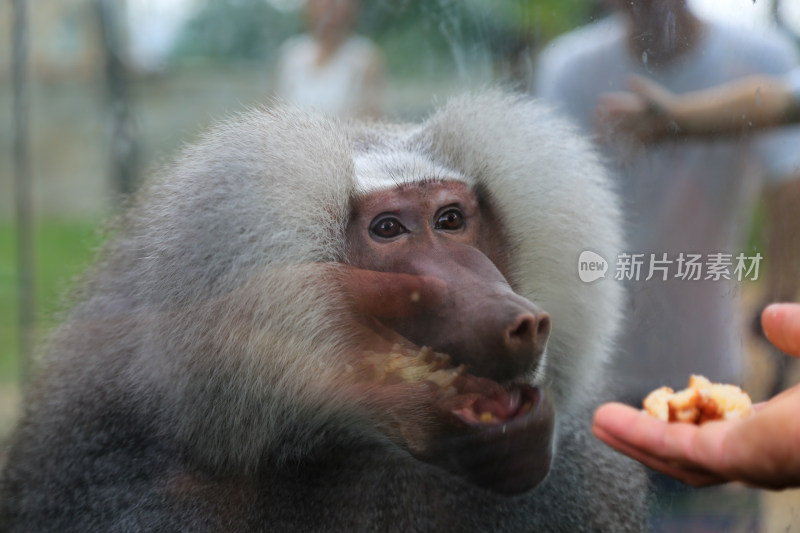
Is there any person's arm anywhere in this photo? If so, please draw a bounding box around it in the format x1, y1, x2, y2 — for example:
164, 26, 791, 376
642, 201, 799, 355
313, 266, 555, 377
596, 74, 800, 143
592, 303, 800, 490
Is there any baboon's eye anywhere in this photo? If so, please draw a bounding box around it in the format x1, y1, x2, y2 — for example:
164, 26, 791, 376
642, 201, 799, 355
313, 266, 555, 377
435, 209, 464, 231
370, 217, 406, 239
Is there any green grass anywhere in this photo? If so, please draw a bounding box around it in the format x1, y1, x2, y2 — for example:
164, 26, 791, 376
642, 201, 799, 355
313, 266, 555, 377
0, 218, 105, 383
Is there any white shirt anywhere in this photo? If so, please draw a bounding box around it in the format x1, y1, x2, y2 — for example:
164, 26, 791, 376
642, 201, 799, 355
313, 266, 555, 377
275, 34, 382, 119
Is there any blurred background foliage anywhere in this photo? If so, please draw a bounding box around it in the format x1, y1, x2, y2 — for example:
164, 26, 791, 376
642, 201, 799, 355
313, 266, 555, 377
172, 0, 595, 68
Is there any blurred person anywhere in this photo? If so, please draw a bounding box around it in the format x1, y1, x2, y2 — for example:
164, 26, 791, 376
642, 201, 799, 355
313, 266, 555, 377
535, 0, 800, 427
534, 1, 800, 530
598, 73, 800, 395
593, 302, 800, 491
273, 0, 384, 119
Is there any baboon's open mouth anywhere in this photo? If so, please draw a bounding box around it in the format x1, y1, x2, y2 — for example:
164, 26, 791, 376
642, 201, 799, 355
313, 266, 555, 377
356, 346, 555, 494
356, 345, 550, 428
444, 381, 543, 426
430, 376, 555, 495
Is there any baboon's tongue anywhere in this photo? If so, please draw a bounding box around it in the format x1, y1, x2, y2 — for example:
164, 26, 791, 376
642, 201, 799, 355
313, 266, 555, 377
442, 382, 541, 425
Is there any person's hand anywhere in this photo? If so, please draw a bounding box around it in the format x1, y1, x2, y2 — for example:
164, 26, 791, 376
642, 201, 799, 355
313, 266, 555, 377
595, 75, 677, 145
592, 303, 800, 489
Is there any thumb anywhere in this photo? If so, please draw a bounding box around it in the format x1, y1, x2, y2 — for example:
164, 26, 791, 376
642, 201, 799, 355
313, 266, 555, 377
762, 303, 800, 357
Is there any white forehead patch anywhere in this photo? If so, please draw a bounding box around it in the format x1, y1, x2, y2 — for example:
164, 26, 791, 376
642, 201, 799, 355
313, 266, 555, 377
354, 150, 468, 194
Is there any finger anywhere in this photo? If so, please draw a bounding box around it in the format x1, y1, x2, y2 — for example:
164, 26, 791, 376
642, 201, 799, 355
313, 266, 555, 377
752, 400, 769, 412
592, 424, 726, 487
762, 303, 800, 356
592, 404, 732, 486
342, 269, 448, 318
756, 384, 800, 409
592, 403, 694, 460
592, 403, 737, 467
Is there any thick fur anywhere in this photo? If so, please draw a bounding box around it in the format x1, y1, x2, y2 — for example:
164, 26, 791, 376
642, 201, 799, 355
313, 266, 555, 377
0, 93, 647, 532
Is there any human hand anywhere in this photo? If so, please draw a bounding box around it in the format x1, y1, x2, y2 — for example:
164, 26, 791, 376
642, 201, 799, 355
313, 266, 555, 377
592, 303, 800, 489
595, 75, 677, 145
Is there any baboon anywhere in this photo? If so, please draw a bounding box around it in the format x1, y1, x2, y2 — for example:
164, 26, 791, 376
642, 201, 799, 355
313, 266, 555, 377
0, 93, 648, 532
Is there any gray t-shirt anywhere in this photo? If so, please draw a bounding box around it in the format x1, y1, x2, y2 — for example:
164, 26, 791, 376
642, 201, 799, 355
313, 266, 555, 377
536, 15, 800, 400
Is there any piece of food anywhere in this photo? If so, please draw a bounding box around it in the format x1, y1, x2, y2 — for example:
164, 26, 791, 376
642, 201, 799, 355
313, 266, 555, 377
352, 346, 540, 426
643, 374, 753, 424
354, 345, 465, 396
